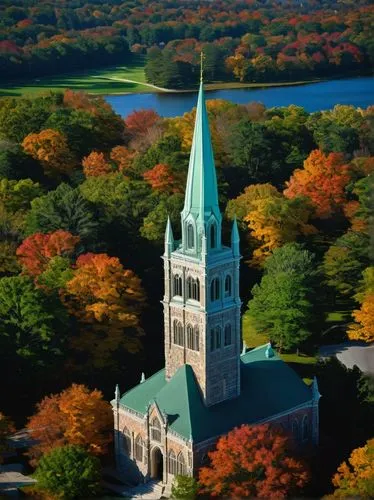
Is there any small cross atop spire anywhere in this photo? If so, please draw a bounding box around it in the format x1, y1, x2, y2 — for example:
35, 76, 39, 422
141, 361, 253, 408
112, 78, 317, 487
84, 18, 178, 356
200, 51, 205, 82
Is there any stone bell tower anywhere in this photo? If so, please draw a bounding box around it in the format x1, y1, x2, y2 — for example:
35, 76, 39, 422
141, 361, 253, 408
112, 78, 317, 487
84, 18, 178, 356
162, 79, 242, 407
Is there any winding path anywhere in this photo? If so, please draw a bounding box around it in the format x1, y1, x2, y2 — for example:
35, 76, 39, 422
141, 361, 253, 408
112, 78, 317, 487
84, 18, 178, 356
102, 76, 176, 93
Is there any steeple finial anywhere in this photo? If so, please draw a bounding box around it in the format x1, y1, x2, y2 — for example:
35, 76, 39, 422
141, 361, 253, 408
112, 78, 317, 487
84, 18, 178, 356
115, 384, 120, 402
164, 216, 174, 257
200, 51, 205, 83
231, 217, 240, 257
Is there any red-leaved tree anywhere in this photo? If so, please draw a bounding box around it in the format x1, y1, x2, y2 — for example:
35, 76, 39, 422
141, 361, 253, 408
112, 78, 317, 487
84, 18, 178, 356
16, 231, 80, 276
125, 109, 160, 138
199, 424, 309, 498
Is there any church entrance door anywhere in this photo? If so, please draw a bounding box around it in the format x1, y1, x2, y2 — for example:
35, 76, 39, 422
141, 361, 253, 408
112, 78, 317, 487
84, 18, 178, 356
151, 447, 163, 481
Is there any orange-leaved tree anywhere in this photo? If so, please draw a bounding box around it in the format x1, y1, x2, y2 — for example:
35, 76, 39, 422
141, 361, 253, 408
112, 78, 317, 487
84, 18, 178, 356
16, 231, 79, 277
110, 145, 135, 172
348, 267, 374, 343
284, 149, 350, 219
82, 151, 112, 177
143, 163, 179, 193
22, 129, 76, 177
64, 253, 145, 368
331, 438, 374, 497
27, 384, 112, 466
199, 424, 309, 498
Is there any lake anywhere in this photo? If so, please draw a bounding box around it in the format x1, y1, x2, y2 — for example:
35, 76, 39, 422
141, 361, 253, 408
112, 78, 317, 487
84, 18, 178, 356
105, 76, 374, 118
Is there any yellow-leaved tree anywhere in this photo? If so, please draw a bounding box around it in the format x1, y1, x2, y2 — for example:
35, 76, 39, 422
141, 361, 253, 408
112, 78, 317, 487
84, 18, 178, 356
348, 267, 374, 343
63, 253, 145, 369
331, 438, 374, 497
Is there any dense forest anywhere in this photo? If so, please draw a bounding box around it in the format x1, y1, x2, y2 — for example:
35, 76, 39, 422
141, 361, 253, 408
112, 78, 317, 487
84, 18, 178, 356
0, 88, 373, 494
1, 0, 373, 84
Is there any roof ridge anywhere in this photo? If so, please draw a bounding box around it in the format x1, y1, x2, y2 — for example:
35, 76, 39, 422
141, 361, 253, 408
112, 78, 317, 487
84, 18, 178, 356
121, 368, 165, 398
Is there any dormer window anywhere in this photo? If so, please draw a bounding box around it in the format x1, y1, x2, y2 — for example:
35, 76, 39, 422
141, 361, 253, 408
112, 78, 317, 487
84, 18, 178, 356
210, 223, 216, 249
187, 223, 194, 249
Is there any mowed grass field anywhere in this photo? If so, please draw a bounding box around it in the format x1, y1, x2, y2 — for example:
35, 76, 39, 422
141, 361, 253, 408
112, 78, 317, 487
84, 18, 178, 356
0, 59, 150, 97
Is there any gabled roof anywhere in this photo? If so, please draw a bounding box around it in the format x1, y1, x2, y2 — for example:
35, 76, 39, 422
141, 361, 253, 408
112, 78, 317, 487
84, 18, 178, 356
118, 345, 313, 442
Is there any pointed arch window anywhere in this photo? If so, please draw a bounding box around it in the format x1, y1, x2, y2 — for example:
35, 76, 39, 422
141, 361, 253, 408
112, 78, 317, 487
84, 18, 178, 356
134, 435, 143, 462
187, 324, 194, 349
224, 324, 232, 346
302, 415, 309, 442
173, 320, 184, 346
122, 427, 131, 456
187, 325, 199, 351
187, 277, 200, 301
173, 274, 182, 297
211, 326, 221, 351
168, 450, 177, 475
187, 223, 194, 249
194, 326, 200, 352
225, 275, 232, 298
151, 417, 161, 442
177, 452, 186, 475
210, 223, 216, 249
210, 278, 220, 302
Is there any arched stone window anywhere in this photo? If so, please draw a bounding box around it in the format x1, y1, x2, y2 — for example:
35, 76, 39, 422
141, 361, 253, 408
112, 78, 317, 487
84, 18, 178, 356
302, 415, 309, 442
210, 223, 216, 249
187, 324, 194, 349
210, 278, 220, 302
134, 435, 143, 462
225, 275, 232, 297
173, 274, 182, 297
122, 427, 131, 456
151, 417, 161, 442
168, 450, 177, 475
187, 277, 200, 301
292, 419, 299, 441
224, 324, 232, 346
173, 320, 184, 346
177, 452, 186, 475
194, 326, 200, 352
215, 326, 221, 349
187, 223, 194, 249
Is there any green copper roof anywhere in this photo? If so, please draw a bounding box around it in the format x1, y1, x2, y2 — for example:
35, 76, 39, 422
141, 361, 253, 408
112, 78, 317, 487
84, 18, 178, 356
182, 82, 220, 224
118, 345, 313, 442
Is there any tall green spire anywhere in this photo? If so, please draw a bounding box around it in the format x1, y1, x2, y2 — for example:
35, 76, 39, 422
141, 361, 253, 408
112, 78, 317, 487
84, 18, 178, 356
182, 81, 221, 232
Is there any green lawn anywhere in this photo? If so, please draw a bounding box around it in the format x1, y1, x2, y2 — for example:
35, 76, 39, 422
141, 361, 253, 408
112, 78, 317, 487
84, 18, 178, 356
0, 59, 149, 97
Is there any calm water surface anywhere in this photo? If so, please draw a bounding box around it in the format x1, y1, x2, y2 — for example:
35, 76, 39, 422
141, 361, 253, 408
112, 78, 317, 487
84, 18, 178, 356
105, 76, 374, 117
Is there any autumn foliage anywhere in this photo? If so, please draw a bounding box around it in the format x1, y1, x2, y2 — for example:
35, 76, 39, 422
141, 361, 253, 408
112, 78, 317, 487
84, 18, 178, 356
27, 384, 112, 466
110, 145, 135, 172
199, 424, 309, 498
22, 129, 76, 177
331, 438, 374, 497
16, 230, 79, 277
64, 253, 145, 368
82, 151, 112, 177
125, 109, 160, 138
284, 149, 350, 218
348, 294, 374, 343
143, 163, 179, 193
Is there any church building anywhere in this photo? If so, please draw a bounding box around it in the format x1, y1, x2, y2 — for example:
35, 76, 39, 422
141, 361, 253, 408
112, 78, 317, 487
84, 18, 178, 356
112, 79, 320, 488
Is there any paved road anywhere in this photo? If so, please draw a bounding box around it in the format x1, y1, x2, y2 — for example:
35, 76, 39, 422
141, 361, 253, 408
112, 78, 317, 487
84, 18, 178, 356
319, 341, 374, 374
